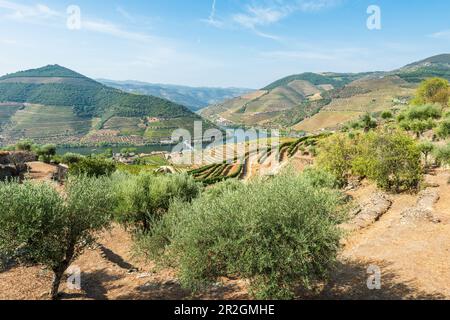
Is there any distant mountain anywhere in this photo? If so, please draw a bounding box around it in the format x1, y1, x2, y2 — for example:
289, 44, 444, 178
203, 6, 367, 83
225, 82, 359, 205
393, 53, 450, 83
201, 54, 450, 130
0, 65, 214, 146
98, 79, 254, 112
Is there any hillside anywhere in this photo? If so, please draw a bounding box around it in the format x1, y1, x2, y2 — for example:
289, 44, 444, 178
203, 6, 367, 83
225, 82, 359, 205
201, 54, 450, 130
395, 54, 450, 82
98, 79, 253, 112
0, 65, 213, 145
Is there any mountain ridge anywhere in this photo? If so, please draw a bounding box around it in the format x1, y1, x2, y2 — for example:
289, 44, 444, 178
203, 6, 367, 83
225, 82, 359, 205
0, 65, 213, 146
201, 53, 450, 130
99, 79, 254, 112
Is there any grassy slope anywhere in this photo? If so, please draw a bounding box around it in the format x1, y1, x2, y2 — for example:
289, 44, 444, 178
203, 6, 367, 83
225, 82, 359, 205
2, 104, 92, 140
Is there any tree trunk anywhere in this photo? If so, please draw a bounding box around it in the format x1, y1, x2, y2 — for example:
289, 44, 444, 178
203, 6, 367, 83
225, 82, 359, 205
51, 269, 64, 300
50, 240, 76, 300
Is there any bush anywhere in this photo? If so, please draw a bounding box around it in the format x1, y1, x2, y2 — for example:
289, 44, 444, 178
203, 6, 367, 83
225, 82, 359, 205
141, 170, 344, 299
412, 78, 450, 107
0, 176, 116, 299
61, 152, 84, 165
317, 130, 422, 192
35, 144, 56, 163
316, 133, 357, 186
418, 141, 435, 167
360, 131, 421, 192
397, 104, 442, 138
381, 110, 393, 120
437, 120, 450, 139
15, 139, 34, 152
114, 172, 201, 233
434, 144, 450, 166
69, 157, 116, 177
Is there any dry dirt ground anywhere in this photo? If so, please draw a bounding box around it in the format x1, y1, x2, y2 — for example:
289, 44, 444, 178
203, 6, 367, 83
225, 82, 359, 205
1, 165, 449, 300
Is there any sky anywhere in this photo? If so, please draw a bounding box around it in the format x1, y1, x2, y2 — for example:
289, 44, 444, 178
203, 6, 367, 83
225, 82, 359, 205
0, 0, 449, 88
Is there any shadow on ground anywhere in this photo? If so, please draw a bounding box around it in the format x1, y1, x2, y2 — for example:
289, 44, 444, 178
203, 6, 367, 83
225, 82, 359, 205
299, 259, 446, 300
98, 244, 137, 271
61, 269, 124, 300
115, 280, 247, 300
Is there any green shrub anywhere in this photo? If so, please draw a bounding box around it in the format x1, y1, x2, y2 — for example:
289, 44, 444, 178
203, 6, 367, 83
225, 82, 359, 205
317, 130, 422, 192
359, 131, 421, 192
61, 152, 84, 165
114, 172, 201, 233
15, 139, 34, 152
418, 141, 435, 167
34, 144, 56, 163
381, 110, 393, 120
434, 144, 450, 166
411, 78, 450, 107
316, 133, 357, 186
69, 157, 116, 177
0, 176, 115, 299
141, 170, 344, 299
437, 120, 450, 138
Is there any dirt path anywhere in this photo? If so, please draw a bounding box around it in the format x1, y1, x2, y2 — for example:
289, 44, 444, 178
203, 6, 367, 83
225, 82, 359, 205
25, 161, 57, 181
317, 170, 450, 299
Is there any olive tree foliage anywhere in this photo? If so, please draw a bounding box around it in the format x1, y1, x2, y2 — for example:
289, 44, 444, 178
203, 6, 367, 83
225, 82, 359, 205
315, 133, 358, 186
0, 176, 116, 299
437, 120, 450, 139
317, 130, 422, 192
397, 104, 442, 138
434, 143, 450, 166
418, 141, 435, 168
69, 157, 116, 177
140, 169, 345, 300
113, 172, 201, 234
411, 77, 450, 107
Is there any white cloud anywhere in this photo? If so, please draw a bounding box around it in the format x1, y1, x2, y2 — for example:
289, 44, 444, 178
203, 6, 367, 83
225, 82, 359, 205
206, 0, 342, 40
202, 0, 224, 28
116, 6, 135, 23
233, 6, 289, 29
82, 20, 154, 42
0, 0, 60, 21
430, 30, 450, 40
0, 1, 156, 43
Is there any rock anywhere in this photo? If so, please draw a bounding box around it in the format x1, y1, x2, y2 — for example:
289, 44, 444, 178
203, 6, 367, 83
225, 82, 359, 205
342, 193, 392, 231
401, 188, 440, 223
127, 268, 139, 274
162, 279, 179, 287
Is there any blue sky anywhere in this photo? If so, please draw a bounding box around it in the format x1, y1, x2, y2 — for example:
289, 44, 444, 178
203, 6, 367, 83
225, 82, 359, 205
0, 0, 449, 88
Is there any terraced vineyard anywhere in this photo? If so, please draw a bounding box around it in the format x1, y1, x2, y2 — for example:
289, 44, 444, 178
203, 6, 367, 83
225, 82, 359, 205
189, 162, 244, 185
102, 117, 144, 136
1, 104, 92, 144
0, 104, 23, 127
187, 134, 328, 184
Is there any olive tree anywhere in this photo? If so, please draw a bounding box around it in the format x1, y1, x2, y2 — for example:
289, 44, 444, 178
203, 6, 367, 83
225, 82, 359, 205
114, 172, 201, 233
418, 141, 435, 168
0, 175, 116, 299
434, 144, 450, 166
141, 169, 345, 299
